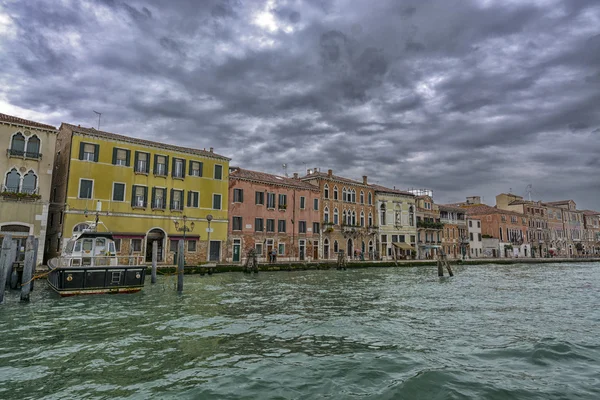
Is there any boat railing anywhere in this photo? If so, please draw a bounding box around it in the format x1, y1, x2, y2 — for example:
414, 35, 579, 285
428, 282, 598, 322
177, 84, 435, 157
54, 254, 147, 268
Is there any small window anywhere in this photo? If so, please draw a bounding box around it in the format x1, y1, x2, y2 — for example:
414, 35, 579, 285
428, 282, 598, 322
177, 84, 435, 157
79, 179, 93, 199
131, 239, 142, 252
114, 238, 121, 252
189, 161, 203, 177
313, 222, 320, 234
278, 219, 286, 233
255, 243, 263, 255
170, 239, 179, 252
173, 158, 185, 178
267, 193, 276, 208
313, 198, 319, 211
233, 188, 244, 203
213, 194, 222, 210
135, 152, 149, 173
266, 219, 275, 232
113, 148, 130, 166
153, 188, 166, 209
324, 184, 329, 199
300, 196, 306, 209
299, 221, 306, 233
232, 216, 243, 231
214, 165, 223, 180
81, 143, 98, 162
187, 191, 199, 208
255, 218, 264, 232
170, 189, 183, 211
112, 183, 125, 202
155, 155, 168, 176
255, 191, 265, 205
188, 240, 197, 252
278, 243, 285, 255
278, 194, 287, 209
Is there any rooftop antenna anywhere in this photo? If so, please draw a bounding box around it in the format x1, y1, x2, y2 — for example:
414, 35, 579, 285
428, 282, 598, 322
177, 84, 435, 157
282, 163, 288, 177
93, 110, 102, 130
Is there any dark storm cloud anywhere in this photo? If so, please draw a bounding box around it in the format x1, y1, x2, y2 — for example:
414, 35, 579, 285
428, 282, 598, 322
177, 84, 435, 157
2, 0, 600, 209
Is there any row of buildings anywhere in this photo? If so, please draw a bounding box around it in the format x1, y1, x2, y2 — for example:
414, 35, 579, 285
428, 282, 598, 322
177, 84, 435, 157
1, 112, 599, 266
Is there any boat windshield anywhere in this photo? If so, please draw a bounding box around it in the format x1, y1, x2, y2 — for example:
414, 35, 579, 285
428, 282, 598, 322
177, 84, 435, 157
65, 240, 75, 254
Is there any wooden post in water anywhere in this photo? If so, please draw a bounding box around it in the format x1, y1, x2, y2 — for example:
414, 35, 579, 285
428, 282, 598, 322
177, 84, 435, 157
0, 234, 12, 304
437, 257, 444, 277
151, 240, 158, 284
7, 241, 17, 287
445, 258, 454, 277
20, 235, 35, 302
32, 238, 39, 291
177, 239, 184, 293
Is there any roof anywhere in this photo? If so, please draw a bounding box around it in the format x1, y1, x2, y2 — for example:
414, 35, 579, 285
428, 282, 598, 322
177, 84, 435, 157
230, 168, 319, 191
0, 112, 57, 131
463, 204, 525, 217
369, 184, 414, 197
544, 200, 573, 206
61, 123, 230, 161
508, 199, 531, 205
300, 171, 371, 188
582, 210, 600, 216
439, 204, 466, 213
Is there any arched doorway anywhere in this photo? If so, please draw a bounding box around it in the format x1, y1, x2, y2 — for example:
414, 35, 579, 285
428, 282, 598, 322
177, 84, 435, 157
347, 238, 353, 258
1, 224, 31, 262
146, 228, 165, 262
324, 238, 330, 259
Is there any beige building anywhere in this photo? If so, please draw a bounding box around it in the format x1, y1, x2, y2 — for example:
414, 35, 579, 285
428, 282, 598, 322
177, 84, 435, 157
410, 189, 442, 259
0, 113, 58, 265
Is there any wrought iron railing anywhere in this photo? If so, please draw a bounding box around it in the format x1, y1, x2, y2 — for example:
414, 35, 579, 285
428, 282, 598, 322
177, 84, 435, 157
7, 148, 42, 159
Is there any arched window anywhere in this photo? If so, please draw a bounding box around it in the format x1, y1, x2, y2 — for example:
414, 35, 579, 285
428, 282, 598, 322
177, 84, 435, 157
342, 210, 347, 225
4, 168, 21, 192
26, 135, 40, 156
352, 211, 356, 226
380, 203, 386, 225
368, 192, 372, 205
334, 208, 339, 225
22, 170, 37, 194
73, 223, 91, 233
409, 206, 414, 226
360, 191, 364, 204
360, 211, 365, 227
324, 206, 329, 223
342, 188, 347, 202
368, 212, 373, 227
395, 205, 402, 226
10, 133, 25, 154
333, 186, 338, 200
333, 240, 339, 253
352, 190, 356, 203
324, 238, 330, 259
368, 240, 373, 257
324, 184, 329, 199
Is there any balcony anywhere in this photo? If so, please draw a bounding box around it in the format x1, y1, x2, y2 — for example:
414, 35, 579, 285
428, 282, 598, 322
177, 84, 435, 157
1, 185, 41, 201
7, 148, 42, 160
417, 220, 444, 230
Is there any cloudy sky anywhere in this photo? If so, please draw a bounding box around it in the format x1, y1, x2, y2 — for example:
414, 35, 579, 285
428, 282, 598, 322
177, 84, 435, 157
1, 0, 599, 209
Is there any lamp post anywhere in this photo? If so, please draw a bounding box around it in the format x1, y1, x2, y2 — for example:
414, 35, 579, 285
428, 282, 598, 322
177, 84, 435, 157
206, 214, 213, 262
173, 215, 195, 264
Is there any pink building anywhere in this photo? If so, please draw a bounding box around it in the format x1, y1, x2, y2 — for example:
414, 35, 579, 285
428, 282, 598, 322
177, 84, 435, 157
226, 168, 321, 263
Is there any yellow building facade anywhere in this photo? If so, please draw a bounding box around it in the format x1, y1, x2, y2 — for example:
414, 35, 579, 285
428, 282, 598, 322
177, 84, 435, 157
46, 123, 230, 264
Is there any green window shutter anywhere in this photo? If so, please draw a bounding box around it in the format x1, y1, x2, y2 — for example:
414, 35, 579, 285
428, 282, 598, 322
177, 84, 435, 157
134, 151, 139, 171
187, 191, 192, 207
151, 187, 156, 208
145, 153, 150, 173
112, 148, 117, 165
153, 154, 158, 174
240, 189, 243, 203
93, 144, 99, 162
170, 189, 174, 209
199, 162, 203, 177
125, 150, 131, 166
180, 190, 185, 210
171, 157, 176, 177
79, 142, 85, 160
165, 156, 169, 176
131, 185, 136, 206
188, 161, 193, 176
182, 159, 186, 178
143, 187, 148, 207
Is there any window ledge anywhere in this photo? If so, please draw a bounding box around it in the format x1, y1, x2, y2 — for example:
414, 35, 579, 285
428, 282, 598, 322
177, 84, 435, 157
152, 208, 165, 212
154, 173, 168, 178
173, 176, 184, 180
134, 171, 148, 176
170, 209, 183, 213
132, 206, 146, 210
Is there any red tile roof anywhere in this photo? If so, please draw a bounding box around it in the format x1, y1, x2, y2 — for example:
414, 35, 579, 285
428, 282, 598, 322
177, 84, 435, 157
0, 112, 57, 131
439, 204, 466, 212
230, 167, 319, 191
462, 204, 525, 217
544, 200, 573, 206
369, 183, 414, 196
300, 171, 370, 188
61, 123, 230, 161
582, 209, 600, 216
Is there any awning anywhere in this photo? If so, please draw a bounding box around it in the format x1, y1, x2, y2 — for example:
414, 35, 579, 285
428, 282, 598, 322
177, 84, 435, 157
392, 242, 414, 250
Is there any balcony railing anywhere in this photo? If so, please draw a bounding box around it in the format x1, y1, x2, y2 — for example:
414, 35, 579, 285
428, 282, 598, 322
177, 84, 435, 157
7, 148, 42, 159
1, 185, 40, 201
417, 221, 444, 229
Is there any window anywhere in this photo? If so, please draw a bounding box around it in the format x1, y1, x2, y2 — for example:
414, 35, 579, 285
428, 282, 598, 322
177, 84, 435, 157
299, 221, 306, 233
368, 212, 373, 226
380, 204, 386, 225
324, 184, 329, 199
79, 142, 99, 162
278, 243, 285, 255
213, 194, 222, 210
170, 239, 179, 252
255, 191, 265, 205
152, 187, 166, 209
470, 232, 474, 241
189, 161, 202, 177
131, 239, 142, 252
410, 235, 416, 243
267, 192, 276, 208
333, 186, 338, 200
278, 219, 286, 232
266, 219, 275, 232
313, 198, 319, 210
79, 179, 93, 199
360, 191, 364, 204
255, 243, 263, 256
131, 185, 147, 208
333, 208, 339, 225
112, 183, 125, 202
478, 233, 482, 241
187, 191, 199, 208
112, 148, 130, 166
214, 164, 223, 180
134, 152, 150, 173
154, 155, 168, 176
300, 196, 306, 209
170, 189, 184, 211
21, 170, 37, 194
334, 240, 339, 253
26, 135, 40, 157
399, 234, 405, 243
477, 221, 481, 228
188, 240, 197, 252
313, 222, 320, 234
232, 216, 242, 231
324, 207, 329, 223
360, 211, 365, 227
342, 188, 347, 202
278, 194, 287, 209
368, 192, 372, 205
10, 133, 25, 155
114, 238, 121, 252
172, 158, 185, 178
233, 188, 244, 203
255, 218, 264, 232
469, 220, 472, 227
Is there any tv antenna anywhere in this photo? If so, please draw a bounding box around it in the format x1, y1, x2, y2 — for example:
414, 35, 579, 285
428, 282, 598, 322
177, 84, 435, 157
93, 110, 102, 130
282, 163, 288, 177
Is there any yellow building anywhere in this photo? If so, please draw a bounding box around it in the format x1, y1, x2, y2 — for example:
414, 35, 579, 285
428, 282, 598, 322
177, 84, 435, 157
46, 123, 230, 264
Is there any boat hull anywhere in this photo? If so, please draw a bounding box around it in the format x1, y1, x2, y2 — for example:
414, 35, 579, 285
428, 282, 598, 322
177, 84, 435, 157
47, 259, 146, 297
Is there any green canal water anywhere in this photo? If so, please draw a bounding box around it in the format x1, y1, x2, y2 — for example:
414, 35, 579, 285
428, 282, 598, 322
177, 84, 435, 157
1, 263, 599, 399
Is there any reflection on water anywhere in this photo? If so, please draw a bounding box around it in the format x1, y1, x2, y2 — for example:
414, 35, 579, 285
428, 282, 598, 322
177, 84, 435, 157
1, 263, 599, 399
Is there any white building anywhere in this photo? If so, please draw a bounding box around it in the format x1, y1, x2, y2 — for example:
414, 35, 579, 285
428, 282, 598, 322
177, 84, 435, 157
467, 217, 483, 258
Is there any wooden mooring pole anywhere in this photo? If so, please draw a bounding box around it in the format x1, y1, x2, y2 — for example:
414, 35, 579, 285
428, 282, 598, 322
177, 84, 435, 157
151, 240, 158, 284
20, 235, 35, 302
0, 234, 12, 304
177, 239, 184, 293
5, 240, 16, 288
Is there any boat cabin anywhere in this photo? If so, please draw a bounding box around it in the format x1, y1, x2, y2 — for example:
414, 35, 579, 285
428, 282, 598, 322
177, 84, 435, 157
62, 232, 118, 267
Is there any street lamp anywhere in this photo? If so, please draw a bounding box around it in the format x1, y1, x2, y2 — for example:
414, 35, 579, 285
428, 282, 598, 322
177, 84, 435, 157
206, 214, 213, 262
173, 215, 195, 264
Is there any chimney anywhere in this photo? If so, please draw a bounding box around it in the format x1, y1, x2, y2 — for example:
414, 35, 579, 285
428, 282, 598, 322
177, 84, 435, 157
293, 173, 298, 179
328, 169, 333, 177
363, 175, 368, 184
209, 147, 214, 153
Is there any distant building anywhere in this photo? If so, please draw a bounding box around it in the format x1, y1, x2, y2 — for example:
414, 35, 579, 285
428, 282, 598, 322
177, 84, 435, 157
467, 217, 482, 258
227, 168, 320, 263
439, 205, 468, 259
582, 210, 600, 255
543, 200, 583, 257
410, 190, 441, 259
0, 113, 58, 265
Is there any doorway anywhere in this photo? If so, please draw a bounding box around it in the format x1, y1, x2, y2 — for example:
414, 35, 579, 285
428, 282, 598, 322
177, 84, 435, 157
233, 239, 241, 262
299, 240, 305, 261
313, 240, 319, 260
146, 229, 165, 262
209, 241, 221, 261
347, 238, 353, 258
